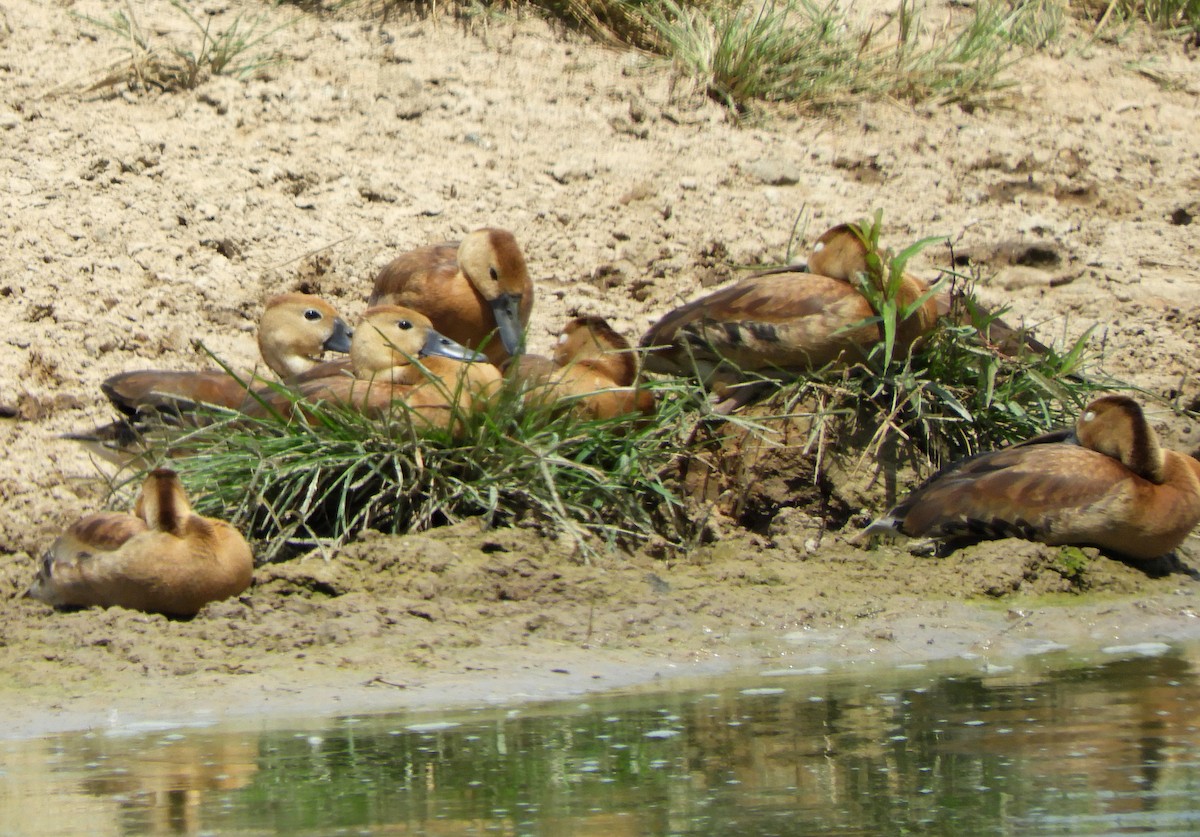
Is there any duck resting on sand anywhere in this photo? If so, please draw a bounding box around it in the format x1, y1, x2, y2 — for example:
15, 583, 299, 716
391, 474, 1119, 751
68, 294, 354, 462
507, 316, 655, 421
863, 395, 1200, 560
27, 468, 253, 617
805, 224, 1050, 359
101, 293, 353, 416
639, 224, 940, 412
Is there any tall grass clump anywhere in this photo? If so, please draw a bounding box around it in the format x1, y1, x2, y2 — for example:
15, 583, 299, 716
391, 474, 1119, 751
117, 376, 702, 562
636, 0, 1061, 113
1005, 0, 1065, 47
79, 1, 291, 92
641, 0, 860, 111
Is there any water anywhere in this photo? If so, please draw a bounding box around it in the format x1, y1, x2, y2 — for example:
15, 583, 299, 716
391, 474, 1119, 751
3, 644, 1200, 836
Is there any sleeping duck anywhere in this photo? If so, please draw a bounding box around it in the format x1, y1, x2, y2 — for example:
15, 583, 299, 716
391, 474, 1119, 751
28, 468, 253, 617
507, 316, 655, 421
639, 224, 939, 410
864, 395, 1200, 559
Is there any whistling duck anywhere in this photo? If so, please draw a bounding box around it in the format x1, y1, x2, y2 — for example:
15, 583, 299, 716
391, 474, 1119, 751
508, 316, 656, 421
864, 395, 1200, 559
808, 224, 1048, 358
639, 224, 940, 408
27, 468, 253, 617
101, 293, 353, 416
367, 228, 533, 365
251, 305, 500, 429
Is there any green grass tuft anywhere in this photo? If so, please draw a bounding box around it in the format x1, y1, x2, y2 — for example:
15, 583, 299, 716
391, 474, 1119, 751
116, 375, 702, 562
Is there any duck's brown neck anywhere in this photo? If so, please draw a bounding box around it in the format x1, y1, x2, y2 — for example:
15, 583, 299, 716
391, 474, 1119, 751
1082, 401, 1167, 484
138, 470, 193, 537
574, 351, 634, 386
1119, 413, 1166, 483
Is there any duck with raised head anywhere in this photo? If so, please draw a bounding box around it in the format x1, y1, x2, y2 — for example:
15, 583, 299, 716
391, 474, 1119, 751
100, 293, 354, 417
639, 224, 940, 410
864, 395, 1200, 559
252, 305, 501, 429
67, 294, 354, 462
27, 468, 253, 617
367, 228, 533, 365
508, 316, 655, 421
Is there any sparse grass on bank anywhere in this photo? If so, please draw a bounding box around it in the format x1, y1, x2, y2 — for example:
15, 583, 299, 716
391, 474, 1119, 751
77, 0, 1191, 107
1086, 0, 1200, 34
638, 0, 1046, 112
264, 0, 1056, 112
78, 0, 290, 92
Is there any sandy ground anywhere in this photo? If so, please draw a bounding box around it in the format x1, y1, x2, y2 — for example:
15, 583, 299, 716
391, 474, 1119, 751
1, 0, 1199, 739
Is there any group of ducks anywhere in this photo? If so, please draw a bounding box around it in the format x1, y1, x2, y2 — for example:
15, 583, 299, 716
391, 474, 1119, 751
93, 228, 653, 437
27, 223, 1200, 617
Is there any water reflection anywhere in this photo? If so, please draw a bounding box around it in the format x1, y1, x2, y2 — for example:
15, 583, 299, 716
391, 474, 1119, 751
3, 646, 1200, 835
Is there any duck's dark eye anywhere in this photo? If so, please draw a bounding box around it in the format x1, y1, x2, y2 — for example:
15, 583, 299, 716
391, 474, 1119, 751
397, 320, 413, 330
303, 309, 322, 321
489, 267, 499, 281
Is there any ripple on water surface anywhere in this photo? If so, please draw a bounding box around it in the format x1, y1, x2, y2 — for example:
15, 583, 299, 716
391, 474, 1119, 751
4, 644, 1200, 835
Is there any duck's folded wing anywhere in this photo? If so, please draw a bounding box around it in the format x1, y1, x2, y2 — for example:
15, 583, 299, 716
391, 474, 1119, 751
894, 445, 1133, 542
641, 272, 875, 369
102, 370, 257, 415
56, 513, 149, 555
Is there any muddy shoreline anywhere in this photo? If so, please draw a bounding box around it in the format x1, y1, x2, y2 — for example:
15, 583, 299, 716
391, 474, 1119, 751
6, 523, 1200, 740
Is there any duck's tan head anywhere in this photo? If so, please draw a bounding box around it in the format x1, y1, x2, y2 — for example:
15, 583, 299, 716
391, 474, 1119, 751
352, 305, 480, 379
133, 468, 194, 537
807, 224, 872, 281
554, 316, 639, 387
1076, 395, 1165, 483
258, 293, 353, 379
811, 224, 939, 350
457, 228, 532, 356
